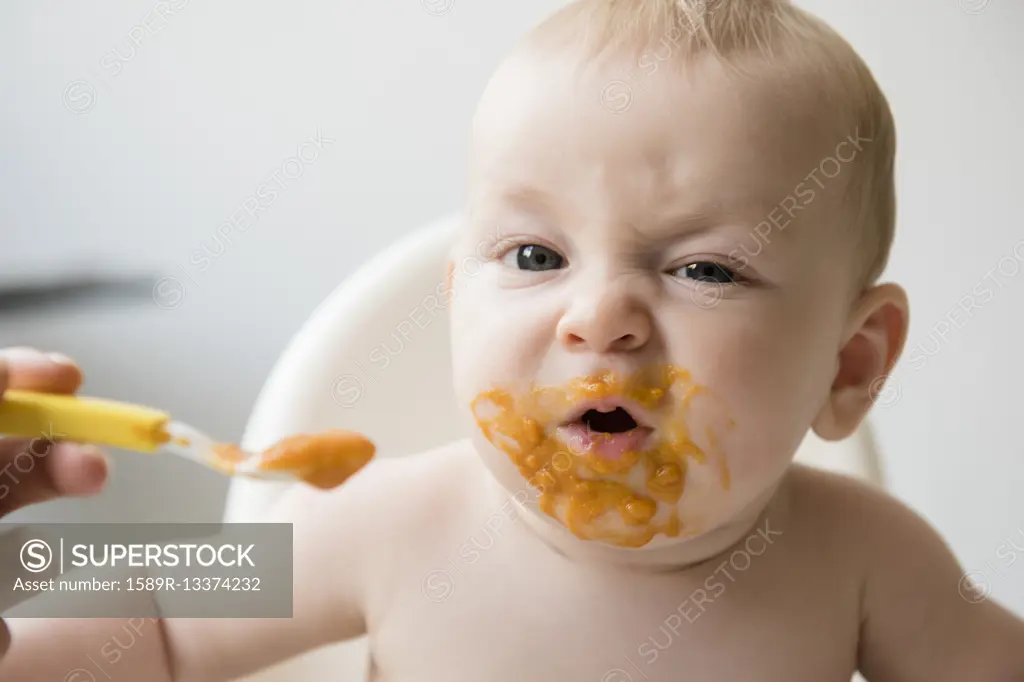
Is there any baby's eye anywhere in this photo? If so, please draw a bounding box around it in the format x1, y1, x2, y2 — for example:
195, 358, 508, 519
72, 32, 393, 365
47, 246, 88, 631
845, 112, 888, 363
502, 244, 565, 271
676, 261, 739, 284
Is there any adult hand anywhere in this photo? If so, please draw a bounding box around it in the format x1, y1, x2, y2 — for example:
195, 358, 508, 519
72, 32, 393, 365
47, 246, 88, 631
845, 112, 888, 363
0, 348, 109, 658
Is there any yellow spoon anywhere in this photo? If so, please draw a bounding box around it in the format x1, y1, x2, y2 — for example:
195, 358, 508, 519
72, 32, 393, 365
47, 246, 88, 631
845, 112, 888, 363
0, 389, 375, 489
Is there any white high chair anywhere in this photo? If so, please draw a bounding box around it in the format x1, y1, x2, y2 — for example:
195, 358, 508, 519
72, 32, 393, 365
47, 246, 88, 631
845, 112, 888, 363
224, 212, 885, 682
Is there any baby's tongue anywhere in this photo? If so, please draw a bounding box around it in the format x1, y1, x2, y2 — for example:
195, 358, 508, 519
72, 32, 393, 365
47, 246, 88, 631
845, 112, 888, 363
558, 423, 651, 460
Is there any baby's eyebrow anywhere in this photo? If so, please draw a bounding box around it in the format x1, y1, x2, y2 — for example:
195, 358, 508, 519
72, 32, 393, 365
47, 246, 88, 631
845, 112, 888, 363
645, 195, 791, 240
639, 212, 745, 246
499, 184, 558, 214
487, 185, 795, 248
647, 211, 718, 236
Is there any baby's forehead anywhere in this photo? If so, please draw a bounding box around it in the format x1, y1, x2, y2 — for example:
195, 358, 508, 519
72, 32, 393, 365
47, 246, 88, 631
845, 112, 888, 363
470, 53, 855, 242
475, 48, 839, 145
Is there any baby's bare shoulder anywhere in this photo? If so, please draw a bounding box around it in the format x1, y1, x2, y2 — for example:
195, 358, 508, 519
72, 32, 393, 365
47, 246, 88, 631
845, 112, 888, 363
294, 437, 482, 539
782, 464, 954, 567
786, 463, 925, 538
773, 465, 943, 587
354, 438, 484, 529
264, 439, 484, 628
778, 466, 971, 612
785, 469, 1024, 678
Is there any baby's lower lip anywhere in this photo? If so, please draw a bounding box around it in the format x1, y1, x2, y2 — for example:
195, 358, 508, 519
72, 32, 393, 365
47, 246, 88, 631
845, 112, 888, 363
556, 423, 653, 460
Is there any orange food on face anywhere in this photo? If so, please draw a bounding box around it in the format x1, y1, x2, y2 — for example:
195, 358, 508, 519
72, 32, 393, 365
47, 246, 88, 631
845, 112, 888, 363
620, 496, 657, 525
472, 365, 730, 548
646, 461, 684, 504
257, 430, 375, 489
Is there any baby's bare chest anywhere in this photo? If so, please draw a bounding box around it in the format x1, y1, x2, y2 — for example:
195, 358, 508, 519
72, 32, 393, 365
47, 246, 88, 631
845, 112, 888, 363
369, 516, 861, 682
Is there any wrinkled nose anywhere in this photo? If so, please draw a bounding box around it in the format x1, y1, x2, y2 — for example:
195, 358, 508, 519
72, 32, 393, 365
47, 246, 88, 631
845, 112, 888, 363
557, 285, 652, 354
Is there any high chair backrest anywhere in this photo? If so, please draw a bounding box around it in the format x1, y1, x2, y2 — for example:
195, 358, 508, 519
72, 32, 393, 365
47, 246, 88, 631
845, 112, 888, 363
224, 212, 884, 682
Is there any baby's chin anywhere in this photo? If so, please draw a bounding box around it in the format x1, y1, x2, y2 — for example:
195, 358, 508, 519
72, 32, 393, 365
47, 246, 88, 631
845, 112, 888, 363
477, 441, 745, 552
548, 495, 694, 549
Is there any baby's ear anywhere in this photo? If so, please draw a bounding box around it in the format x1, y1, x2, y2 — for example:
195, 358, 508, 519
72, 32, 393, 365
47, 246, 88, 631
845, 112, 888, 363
812, 283, 909, 441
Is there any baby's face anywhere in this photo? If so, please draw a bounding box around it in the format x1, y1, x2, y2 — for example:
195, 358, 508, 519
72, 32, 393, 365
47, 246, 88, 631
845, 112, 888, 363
450, 52, 863, 549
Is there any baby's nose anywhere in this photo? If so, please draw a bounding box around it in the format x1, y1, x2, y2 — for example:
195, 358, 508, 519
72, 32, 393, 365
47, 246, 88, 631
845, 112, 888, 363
557, 289, 651, 354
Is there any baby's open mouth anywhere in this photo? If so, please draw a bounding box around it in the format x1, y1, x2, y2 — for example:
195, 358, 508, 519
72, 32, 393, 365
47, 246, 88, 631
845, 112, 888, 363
581, 406, 638, 432
557, 401, 654, 461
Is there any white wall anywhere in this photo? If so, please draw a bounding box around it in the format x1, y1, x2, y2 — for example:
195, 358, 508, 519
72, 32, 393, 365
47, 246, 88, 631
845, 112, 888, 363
3, 0, 1022, 618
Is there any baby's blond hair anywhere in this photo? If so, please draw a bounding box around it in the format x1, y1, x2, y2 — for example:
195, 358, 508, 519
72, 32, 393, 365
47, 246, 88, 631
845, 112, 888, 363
523, 0, 896, 286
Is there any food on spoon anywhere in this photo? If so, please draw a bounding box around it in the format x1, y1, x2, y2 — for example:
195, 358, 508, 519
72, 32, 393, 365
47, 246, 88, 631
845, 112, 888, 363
211, 430, 375, 489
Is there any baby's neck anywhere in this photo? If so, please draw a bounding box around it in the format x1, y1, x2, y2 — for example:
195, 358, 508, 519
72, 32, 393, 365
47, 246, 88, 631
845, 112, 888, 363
483, 470, 791, 573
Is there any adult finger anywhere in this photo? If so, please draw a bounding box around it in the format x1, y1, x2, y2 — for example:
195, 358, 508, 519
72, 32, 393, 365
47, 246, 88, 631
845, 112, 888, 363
0, 618, 9, 659
0, 440, 108, 518
0, 348, 83, 395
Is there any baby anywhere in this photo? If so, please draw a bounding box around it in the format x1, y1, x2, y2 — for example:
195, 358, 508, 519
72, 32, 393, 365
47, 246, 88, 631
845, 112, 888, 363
4, 0, 1024, 680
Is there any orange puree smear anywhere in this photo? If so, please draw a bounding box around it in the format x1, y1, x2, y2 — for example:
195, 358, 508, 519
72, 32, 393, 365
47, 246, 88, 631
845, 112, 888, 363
472, 365, 730, 548
209, 430, 375, 490
258, 430, 375, 489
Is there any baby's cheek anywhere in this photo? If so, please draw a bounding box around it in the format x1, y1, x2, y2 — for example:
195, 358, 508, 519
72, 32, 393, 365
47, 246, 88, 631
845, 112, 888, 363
451, 289, 561, 397
448, 289, 500, 393
694, 327, 831, 479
